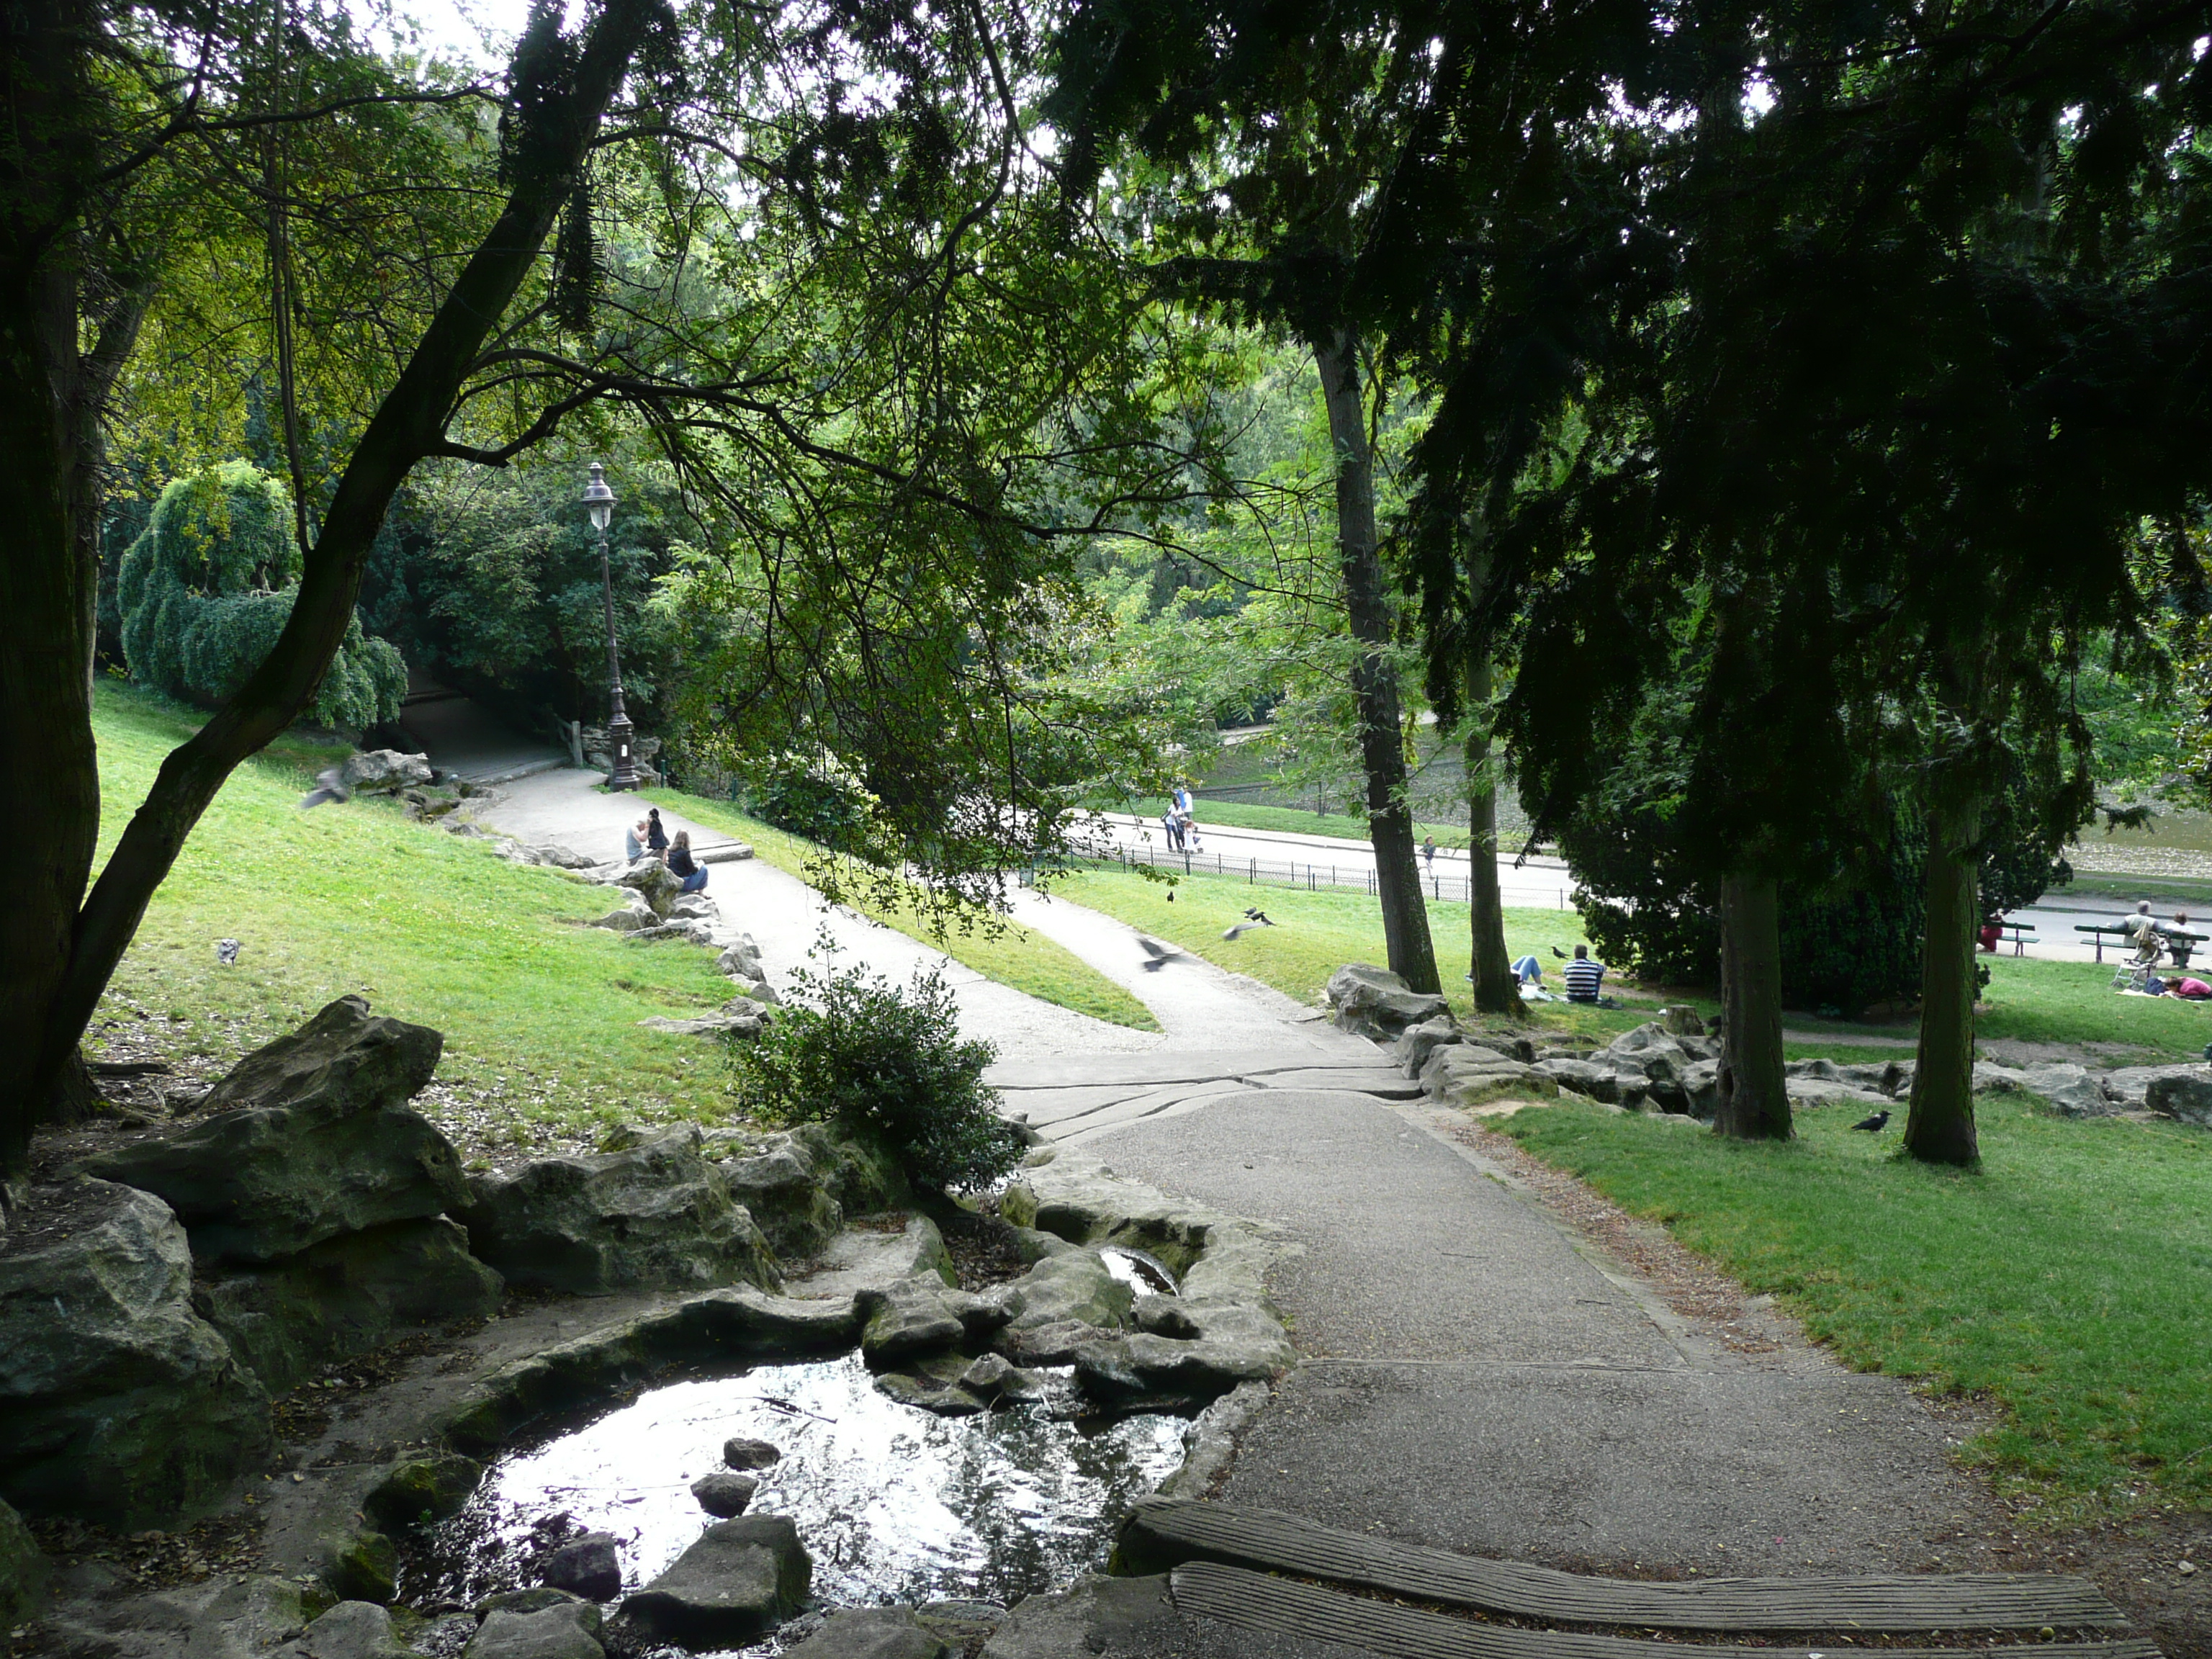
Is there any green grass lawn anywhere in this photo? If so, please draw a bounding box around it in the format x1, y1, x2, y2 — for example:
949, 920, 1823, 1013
642, 790, 1158, 1032
1052, 865, 1707, 1043
1502, 1095, 2212, 1519
89, 686, 761, 1149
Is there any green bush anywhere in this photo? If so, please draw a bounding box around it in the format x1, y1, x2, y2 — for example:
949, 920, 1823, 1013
730, 939, 1019, 1194
117, 461, 405, 731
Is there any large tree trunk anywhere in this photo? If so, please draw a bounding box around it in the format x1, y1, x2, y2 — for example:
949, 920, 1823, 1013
1714, 873, 1790, 1138
0, 0, 103, 1184
1314, 327, 1439, 995
1905, 799, 1982, 1165
6, 0, 662, 1171
1465, 651, 1519, 1015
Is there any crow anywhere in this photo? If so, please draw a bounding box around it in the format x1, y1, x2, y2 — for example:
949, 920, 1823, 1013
1550, 945, 1568, 960
1850, 1110, 1892, 1132
1245, 908, 1272, 924
1136, 935, 1182, 971
1223, 909, 1278, 940
298, 766, 350, 810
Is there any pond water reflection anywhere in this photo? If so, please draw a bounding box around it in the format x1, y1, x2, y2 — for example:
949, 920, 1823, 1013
404, 1352, 1187, 1612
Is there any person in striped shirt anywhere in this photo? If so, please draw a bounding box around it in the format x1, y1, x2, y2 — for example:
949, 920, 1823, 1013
1564, 945, 1607, 1004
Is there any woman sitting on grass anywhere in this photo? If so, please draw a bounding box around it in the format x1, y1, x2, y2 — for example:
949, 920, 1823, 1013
667, 830, 707, 894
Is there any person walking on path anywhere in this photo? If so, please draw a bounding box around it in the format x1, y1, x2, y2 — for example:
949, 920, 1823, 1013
1421, 835, 1437, 876
647, 807, 670, 862
667, 830, 708, 894
1162, 804, 1184, 854
1564, 944, 1607, 1004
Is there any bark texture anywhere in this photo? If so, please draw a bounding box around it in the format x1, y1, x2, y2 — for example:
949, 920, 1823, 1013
1465, 652, 1519, 1015
1714, 873, 1791, 1138
1314, 327, 1439, 995
1905, 799, 1983, 1165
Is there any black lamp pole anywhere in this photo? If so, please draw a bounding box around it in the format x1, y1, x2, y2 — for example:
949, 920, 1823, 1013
583, 462, 639, 791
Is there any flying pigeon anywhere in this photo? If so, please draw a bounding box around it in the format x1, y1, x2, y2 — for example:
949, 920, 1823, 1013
298, 766, 351, 810
1136, 935, 1182, 971
1850, 1110, 1892, 1132
1223, 909, 1278, 941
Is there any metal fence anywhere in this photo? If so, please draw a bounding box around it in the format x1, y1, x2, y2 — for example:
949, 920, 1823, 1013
1070, 839, 1571, 909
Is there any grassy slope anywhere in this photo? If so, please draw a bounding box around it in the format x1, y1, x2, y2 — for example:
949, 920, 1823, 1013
1052, 866, 1703, 1043
90, 686, 750, 1148
644, 790, 1158, 1032
1503, 1096, 2212, 1516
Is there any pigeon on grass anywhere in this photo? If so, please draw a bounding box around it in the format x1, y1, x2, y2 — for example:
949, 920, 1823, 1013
298, 766, 351, 810
1849, 1110, 1892, 1132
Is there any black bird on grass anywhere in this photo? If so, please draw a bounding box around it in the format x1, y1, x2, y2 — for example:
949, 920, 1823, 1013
1850, 1110, 1892, 1133
1550, 945, 1568, 960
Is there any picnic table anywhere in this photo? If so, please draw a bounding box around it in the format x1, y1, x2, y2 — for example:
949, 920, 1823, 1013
2075, 921, 2206, 968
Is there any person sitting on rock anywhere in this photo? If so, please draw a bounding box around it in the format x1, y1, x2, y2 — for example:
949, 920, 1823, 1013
667, 830, 708, 894
1564, 944, 1607, 1004
647, 807, 670, 861
626, 817, 649, 863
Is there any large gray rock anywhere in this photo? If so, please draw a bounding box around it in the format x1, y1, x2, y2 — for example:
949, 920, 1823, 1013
271, 1600, 417, 1659
717, 936, 765, 979
84, 997, 464, 1263
1325, 963, 1451, 1040
615, 858, 683, 917
788, 1123, 913, 1216
1071, 1293, 1295, 1404
1391, 1016, 1463, 1078
716, 1140, 844, 1259
1973, 1061, 2118, 1118
2104, 1064, 2206, 1108
364, 1452, 485, 1532
691, 1470, 756, 1517
639, 1005, 769, 1038
460, 1125, 780, 1294
0, 1178, 271, 1527
863, 1277, 971, 1362
1534, 1057, 1634, 1104
2147, 1071, 2212, 1126
979, 1573, 1176, 1659
0, 1497, 48, 1624
466, 1601, 605, 1659
989, 1249, 1133, 1335
786, 1606, 949, 1659
195, 1216, 503, 1394
1418, 1045, 1557, 1107
590, 892, 656, 932
541, 1532, 621, 1601
621, 1515, 810, 1647
341, 750, 435, 795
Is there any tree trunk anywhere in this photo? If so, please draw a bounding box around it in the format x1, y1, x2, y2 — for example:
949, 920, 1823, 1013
1905, 799, 1982, 1165
1314, 326, 1439, 995
1465, 650, 1519, 1015
1714, 873, 1791, 1138
7, 0, 662, 1169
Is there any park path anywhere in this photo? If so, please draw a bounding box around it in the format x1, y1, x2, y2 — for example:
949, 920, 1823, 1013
414, 709, 2022, 1656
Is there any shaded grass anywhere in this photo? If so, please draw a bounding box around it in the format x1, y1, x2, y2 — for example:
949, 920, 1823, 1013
1501, 1095, 2212, 1518
1052, 865, 1713, 1043
90, 685, 742, 1148
644, 789, 1159, 1032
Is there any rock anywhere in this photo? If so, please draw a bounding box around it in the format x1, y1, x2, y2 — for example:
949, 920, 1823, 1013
1533, 1057, 1623, 1102
321, 1523, 397, 1604
364, 1452, 485, 1532
1071, 1306, 1295, 1404
621, 1515, 811, 1647
1660, 1005, 1707, 1036
270, 1600, 417, 1659
541, 1532, 621, 1601
341, 750, 434, 795
722, 1437, 781, 1470
691, 1470, 757, 1517
958, 1353, 1021, 1397
467, 1601, 606, 1659
615, 859, 683, 917
784, 1606, 950, 1659
1324, 963, 1451, 1040
989, 1249, 1133, 1335
1391, 1016, 1463, 1078
194, 1216, 504, 1395
626, 919, 719, 947
591, 894, 656, 932
716, 1143, 843, 1259
459, 1125, 780, 1294
640, 1007, 768, 1038
476, 1588, 589, 1620
2020, 1064, 2117, 1119
873, 1367, 986, 1415
999, 1318, 1115, 1367
84, 997, 464, 1263
1786, 1077, 1893, 1109
979, 1572, 1176, 1659
669, 894, 717, 922
863, 1277, 970, 1362
2147, 1071, 2212, 1126
1681, 1058, 1719, 1118
2104, 1064, 2206, 1108
1418, 1046, 1558, 1107
0, 1497, 49, 1623
717, 938, 765, 979
915, 1602, 1008, 1647
788, 1125, 913, 1216
0, 1178, 271, 1527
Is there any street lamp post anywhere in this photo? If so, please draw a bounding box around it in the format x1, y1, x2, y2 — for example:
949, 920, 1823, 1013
583, 462, 640, 791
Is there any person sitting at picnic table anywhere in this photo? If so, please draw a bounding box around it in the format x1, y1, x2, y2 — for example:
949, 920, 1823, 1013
1564, 945, 1607, 1004
667, 830, 708, 894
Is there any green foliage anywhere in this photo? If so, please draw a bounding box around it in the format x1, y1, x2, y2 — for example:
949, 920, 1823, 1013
742, 757, 878, 854
117, 463, 405, 731
729, 940, 1020, 1195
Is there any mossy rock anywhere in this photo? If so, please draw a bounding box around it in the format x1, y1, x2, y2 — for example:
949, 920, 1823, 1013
322, 1525, 397, 1604
362, 1452, 484, 1532
0, 1498, 50, 1624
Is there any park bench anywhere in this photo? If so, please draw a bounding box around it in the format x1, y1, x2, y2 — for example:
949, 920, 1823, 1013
2077, 922, 2206, 968
1997, 922, 2038, 956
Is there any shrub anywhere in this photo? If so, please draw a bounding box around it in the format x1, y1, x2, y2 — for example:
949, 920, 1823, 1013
117, 461, 406, 731
730, 939, 1019, 1194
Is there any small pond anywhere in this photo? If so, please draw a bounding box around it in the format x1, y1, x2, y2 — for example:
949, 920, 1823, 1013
403, 1352, 1187, 1617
